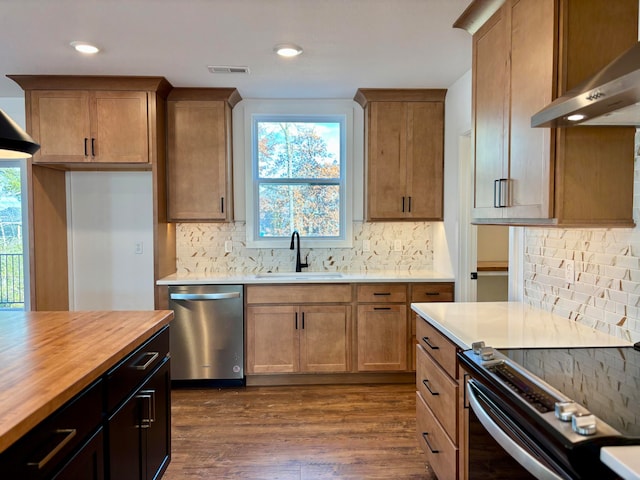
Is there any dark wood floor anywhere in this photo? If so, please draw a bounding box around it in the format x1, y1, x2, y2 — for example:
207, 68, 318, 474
163, 383, 437, 479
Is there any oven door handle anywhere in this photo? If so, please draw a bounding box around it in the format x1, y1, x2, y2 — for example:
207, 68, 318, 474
466, 380, 565, 480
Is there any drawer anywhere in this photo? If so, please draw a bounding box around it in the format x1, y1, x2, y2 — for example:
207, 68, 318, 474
416, 392, 458, 480
106, 326, 169, 412
416, 316, 458, 379
416, 344, 458, 442
246, 284, 352, 304
411, 283, 454, 302
356, 284, 407, 303
0, 379, 103, 480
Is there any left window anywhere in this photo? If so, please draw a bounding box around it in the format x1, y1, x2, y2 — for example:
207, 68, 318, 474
0, 161, 28, 310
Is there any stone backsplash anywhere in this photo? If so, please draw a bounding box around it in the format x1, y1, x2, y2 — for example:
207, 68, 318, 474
522, 131, 640, 342
176, 221, 434, 275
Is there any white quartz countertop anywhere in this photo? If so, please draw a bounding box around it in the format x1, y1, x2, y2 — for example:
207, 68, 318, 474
411, 301, 632, 350
601, 446, 640, 480
157, 270, 454, 285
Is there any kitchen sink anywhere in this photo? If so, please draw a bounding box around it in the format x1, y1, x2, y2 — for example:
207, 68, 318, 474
253, 272, 344, 280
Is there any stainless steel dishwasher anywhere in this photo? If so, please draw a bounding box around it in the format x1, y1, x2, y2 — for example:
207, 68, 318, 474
168, 284, 244, 385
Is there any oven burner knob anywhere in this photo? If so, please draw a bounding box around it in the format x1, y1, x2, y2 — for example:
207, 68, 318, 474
555, 401, 578, 422
572, 413, 597, 436
480, 346, 495, 361
472, 341, 486, 354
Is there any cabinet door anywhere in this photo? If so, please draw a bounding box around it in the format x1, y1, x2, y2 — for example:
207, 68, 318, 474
357, 304, 407, 371
142, 360, 171, 480
406, 102, 444, 220
168, 100, 231, 221
367, 102, 407, 220
246, 305, 299, 373
472, 4, 510, 219
30, 90, 91, 163
90, 91, 149, 164
507, 0, 554, 219
108, 392, 143, 480
299, 305, 350, 373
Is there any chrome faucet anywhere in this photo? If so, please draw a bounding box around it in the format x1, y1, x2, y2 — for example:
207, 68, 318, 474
289, 230, 309, 272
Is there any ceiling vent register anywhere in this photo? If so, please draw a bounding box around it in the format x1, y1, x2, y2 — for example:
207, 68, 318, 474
207, 65, 250, 74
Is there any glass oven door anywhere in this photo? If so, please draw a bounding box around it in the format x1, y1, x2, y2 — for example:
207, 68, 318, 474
467, 379, 574, 480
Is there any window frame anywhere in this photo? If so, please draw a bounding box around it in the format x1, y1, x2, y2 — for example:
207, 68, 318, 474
244, 101, 354, 248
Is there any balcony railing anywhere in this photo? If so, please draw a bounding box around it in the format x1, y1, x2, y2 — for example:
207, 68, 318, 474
0, 253, 24, 309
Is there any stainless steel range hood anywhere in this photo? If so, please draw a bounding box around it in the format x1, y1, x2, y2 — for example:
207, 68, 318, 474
532, 41, 640, 127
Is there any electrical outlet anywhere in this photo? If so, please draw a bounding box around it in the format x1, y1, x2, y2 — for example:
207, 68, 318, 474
224, 240, 233, 253
565, 259, 575, 284
362, 240, 371, 252
134, 241, 143, 255
393, 239, 402, 252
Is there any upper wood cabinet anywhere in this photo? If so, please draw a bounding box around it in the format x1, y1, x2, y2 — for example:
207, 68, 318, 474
28, 90, 149, 164
467, 0, 638, 226
167, 88, 241, 222
354, 89, 446, 221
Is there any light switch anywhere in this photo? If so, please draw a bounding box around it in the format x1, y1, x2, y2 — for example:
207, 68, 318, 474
363, 240, 371, 252
224, 240, 233, 253
393, 239, 402, 252
565, 259, 575, 284
134, 241, 143, 254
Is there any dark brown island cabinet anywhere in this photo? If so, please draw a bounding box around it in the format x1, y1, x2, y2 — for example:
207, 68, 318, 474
0, 327, 171, 480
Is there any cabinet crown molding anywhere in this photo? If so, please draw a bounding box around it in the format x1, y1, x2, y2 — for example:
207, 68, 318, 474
8, 75, 173, 97
453, 0, 506, 34
354, 88, 447, 108
168, 87, 242, 108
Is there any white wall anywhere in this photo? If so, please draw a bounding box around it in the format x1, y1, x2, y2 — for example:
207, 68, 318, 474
67, 171, 154, 310
437, 69, 472, 298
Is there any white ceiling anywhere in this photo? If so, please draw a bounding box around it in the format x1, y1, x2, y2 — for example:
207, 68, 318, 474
0, 0, 473, 99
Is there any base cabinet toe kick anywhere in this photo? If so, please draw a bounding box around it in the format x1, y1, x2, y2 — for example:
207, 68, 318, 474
0, 326, 171, 480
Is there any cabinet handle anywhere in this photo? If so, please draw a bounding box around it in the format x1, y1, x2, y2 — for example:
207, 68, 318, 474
373, 292, 391, 296
421, 432, 440, 454
402, 196, 405, 213
493, 179, 500, 208
424, 292, 440, 296
132, 351, 159, 371
494, 178, 508, 208
422, 337, 439, 350
27, 429, 77, 469
302, 312, 305, 329
137, 390, 156, 428
374, 307, 391, 310
422, 379, 439, 396
221, 197, 224, 213
408, 196, 412, 213
295, 312, 298, 330
84, 138, 88, 156
91, 138, 96, 157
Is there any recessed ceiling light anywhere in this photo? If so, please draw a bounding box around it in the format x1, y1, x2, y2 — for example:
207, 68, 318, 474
70, 41, 100, 54
274, 43, 303, 57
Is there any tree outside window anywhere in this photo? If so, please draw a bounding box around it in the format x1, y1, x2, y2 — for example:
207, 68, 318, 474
253, 117, 345, 240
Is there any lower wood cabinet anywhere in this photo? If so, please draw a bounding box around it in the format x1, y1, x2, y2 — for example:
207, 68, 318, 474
415, 315, 465, 480
52, 429, 104, 480
357, 303, 407, 371
246, 304, 350, 373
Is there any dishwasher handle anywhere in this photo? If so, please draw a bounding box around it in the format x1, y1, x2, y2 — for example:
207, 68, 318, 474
170, 292, 241, 301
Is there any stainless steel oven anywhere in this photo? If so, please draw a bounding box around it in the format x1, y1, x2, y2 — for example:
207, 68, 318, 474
459, 344, 640, 480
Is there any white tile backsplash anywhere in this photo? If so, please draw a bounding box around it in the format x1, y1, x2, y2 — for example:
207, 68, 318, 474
176, 221, 434, 275
523, 130, 640, 342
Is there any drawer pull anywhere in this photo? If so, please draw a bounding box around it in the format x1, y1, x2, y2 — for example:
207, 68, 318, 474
373, 292, 391, 296
424, 292, 440, 296
27, 428, 77, 469
421, 432, 439, 454
374, 307, 391, 310
422, 379, 439, 396
132, 351, 159, 371
422, 337, 440, 350
137, 389, 156, 428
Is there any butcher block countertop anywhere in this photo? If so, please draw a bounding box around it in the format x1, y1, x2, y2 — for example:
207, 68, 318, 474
0, 310, 173, 454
